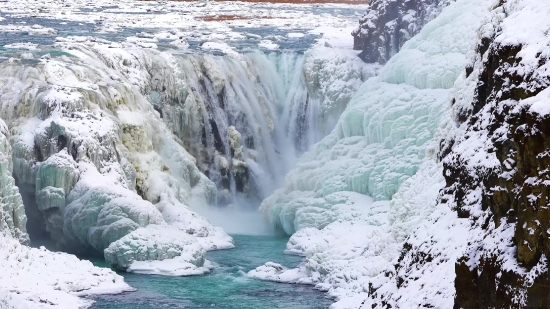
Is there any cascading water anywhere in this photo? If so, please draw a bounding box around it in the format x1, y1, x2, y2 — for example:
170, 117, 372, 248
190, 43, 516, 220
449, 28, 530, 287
141, 50, 375, 209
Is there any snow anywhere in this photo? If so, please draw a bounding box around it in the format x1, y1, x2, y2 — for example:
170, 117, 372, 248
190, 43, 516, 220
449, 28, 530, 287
0, 234, 132, 309
105, 224, 207, 274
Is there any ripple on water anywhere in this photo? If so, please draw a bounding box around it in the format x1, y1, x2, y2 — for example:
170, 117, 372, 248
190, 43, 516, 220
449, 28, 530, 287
88, 235, 332, 309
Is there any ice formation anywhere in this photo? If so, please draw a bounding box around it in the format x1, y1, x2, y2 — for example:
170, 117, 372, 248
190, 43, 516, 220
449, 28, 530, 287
0, 119, 131, 309
0, 38, 235, 271
0, 120, 28, 244
252, 0, 497, 307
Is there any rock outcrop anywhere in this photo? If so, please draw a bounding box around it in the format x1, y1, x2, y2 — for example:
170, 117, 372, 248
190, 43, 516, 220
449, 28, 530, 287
352, 0, 454, 63
367, 1, 550, 308
444, 1, 550, 307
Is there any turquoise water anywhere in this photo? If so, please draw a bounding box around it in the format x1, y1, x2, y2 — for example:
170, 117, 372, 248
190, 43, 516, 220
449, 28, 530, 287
87, 235, 332, 309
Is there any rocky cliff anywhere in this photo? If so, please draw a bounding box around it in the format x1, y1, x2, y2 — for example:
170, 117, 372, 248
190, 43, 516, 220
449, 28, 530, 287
352, 0, 454, 63
365, 0, 550, 307
446, 0, 550, 307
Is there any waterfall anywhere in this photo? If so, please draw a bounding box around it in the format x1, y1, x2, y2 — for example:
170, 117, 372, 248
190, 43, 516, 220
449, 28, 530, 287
146, 49, 374, 207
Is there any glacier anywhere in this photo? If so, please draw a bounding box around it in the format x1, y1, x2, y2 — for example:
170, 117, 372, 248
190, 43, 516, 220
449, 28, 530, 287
252, 0, 498, 307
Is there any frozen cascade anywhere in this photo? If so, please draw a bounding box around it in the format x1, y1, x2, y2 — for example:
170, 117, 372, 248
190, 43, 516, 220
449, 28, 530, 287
0, 33, 374, 272
135, 48, 376, 205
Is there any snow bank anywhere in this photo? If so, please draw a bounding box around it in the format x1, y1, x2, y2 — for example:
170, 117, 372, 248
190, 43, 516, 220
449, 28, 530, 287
0, 234, 132, 309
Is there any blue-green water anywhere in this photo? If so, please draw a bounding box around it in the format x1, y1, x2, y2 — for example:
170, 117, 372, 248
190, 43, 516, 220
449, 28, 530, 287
87, 235, 332, 309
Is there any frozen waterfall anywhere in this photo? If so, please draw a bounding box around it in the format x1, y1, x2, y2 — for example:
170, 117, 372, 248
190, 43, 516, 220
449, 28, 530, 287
0, 33, 374, 264
138, 48, 376, 207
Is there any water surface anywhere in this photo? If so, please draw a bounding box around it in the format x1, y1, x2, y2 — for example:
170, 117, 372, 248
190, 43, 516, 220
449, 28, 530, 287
88, 235, 332, 309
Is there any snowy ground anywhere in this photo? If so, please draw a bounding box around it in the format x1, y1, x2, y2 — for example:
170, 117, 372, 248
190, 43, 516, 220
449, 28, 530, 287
0, 0, 366, 55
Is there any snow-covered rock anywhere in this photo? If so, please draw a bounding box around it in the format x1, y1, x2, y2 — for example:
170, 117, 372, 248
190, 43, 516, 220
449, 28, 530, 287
0, 37, 233, 268
352, 0, 455, 63
0, 121, 131, 308
105, 225, 206, 271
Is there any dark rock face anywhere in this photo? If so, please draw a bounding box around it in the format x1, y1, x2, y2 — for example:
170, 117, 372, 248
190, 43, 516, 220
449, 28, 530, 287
363, 1, 550, 307
352, 0, 453, 63
437, 3, 550, 308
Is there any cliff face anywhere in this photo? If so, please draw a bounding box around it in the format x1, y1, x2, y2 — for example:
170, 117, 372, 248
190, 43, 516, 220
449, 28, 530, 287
352, 0, 453, 63
359, 0, 550, 307
382, 0, 550, 307
446, 1, 550, 307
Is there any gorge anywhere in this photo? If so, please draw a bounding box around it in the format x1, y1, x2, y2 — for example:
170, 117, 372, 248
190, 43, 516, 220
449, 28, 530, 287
1, 0, 550, 308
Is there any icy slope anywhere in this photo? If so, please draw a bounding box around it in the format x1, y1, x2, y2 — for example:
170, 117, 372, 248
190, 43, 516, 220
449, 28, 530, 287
253, 0, 496, 307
